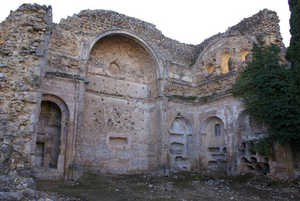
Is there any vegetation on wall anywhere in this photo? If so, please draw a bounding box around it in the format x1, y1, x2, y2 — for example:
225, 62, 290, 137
232, 41, 300, 155
232, 0, 300, 155
287, 0, 300, 131
286, 0, 300, 70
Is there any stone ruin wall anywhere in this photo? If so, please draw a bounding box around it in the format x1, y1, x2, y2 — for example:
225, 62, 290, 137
0, 4, 299, 191
0, 4, 52, 199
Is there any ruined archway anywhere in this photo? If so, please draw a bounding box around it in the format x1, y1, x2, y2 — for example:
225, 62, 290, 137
86, 33, 159, 98
80, 33, 161, 173
33, 94, 69, 179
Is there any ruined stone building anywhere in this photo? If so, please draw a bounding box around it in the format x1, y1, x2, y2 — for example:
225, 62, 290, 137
0, 4, 299, 181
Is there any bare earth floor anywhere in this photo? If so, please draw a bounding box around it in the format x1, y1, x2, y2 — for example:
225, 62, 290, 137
36, 172, 300, 201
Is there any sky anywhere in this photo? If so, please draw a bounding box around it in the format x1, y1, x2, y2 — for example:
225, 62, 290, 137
0, 0, 291, 46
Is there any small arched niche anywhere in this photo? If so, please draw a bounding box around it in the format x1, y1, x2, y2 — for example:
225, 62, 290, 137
169, 116, 193, 170
201, 116, 227, 170
207, 63, 215, 74
240, 50, 249, 62
169, 117, 192, 135
87, 33, 158, 98
204, 116, 225, 147
221, 53, 231, 74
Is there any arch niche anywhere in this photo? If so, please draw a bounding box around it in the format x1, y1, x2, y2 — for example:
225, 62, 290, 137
34, 94, 69, 178
201, 116, 227, 170
204, 116, 225, 148
86, 32, 160, 98
169, 116, 193, 171
81, 32, 161, 173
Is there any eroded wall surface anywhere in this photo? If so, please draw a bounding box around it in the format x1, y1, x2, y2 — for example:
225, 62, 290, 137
0, 3, 52, 199
0, 3, 298, 183
77, 34, 160, 173
41, 7, 298, 178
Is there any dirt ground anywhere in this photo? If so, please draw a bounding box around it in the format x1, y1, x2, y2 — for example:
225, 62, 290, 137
36, 172, 300, 201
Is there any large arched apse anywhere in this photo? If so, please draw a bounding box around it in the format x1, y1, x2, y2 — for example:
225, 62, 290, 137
86, 34, 158, 98
80, 33, 160, 173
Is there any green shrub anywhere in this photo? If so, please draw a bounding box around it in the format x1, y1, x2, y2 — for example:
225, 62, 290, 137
232, 41, 300, 154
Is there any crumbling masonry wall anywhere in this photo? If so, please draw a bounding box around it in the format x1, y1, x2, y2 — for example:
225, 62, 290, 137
0, 4, 52, 200
0, 3, 299, 185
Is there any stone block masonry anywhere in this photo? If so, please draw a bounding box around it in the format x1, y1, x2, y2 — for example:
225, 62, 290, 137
0, 3, 52, 200
0, 6, 299, 199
